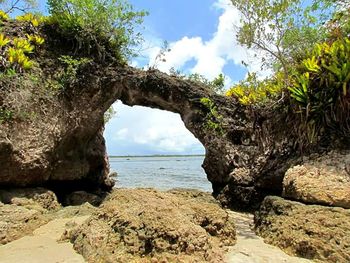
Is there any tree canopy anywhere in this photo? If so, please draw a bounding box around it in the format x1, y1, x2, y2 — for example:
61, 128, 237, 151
230, 0, 347, 74
227, 0, 350, 149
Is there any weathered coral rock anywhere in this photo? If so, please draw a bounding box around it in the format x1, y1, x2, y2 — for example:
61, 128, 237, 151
254, 196, 350, 262
0, 187, 62, 244
54, 203, 97, 219
0, 188, 61, 211
70, 189, 236, 263
0, 203, 49, 244
283, 151, 350, 208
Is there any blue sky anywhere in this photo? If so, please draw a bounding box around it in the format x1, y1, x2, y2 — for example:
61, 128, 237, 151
4, 0, 255, 155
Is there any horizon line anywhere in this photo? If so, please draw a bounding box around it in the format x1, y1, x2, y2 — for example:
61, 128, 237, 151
109, 154, 205, 158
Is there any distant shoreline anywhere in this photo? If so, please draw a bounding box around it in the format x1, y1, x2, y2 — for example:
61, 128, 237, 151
109, 154, 205, 158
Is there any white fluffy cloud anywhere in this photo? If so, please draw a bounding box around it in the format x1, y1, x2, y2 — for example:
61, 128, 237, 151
143, 0, 246, 80
142, 0, 271, 80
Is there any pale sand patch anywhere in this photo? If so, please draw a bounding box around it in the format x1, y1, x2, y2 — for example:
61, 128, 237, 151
0, 216, 89, 263
225, 211, 311, 263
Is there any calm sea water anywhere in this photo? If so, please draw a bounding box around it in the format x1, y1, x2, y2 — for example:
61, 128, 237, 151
109, 156, 212, 192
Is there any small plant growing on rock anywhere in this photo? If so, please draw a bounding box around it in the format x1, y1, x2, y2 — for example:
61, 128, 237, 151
57, 55, 92, 88
226, 72, 284, 106
7, 47, 33, 70
26, 34, 44, 46
189, 73, 225, 94
0, 33, 10, 48
200, 97, 225, 135
0, 27, 45, 73
0, 10, 9, 21
13, 38, 34, 53
0, 108, 13, 124
16, 13, 42, 27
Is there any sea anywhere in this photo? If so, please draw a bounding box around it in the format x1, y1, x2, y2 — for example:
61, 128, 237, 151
109, 155, 212, 192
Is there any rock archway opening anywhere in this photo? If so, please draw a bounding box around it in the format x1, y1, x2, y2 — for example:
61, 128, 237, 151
104, 101, 212, 192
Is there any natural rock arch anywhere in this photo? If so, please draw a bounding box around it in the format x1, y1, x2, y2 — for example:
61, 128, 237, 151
0, 24, 301, 209
1, 62, 296, 209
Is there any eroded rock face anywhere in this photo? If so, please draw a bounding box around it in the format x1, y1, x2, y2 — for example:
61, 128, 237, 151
70, 189, 236, 263
283, 151, 350, 208
254, 196, 350, 262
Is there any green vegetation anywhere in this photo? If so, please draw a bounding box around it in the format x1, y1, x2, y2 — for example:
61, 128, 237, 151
200, 97, 224, 135
230, 0, 333, 73
226, 72, 284, 105
188, 73, 225, 94
289, 37, 350, 143
1, 0, 147, 63
226, 0, 350, 147
169, 68, 226, 94
0, 20, 44, 73
0, 10, 9, 20
0, 0, 146, 125
0, 108, 13, 124
47, 0, 147, 61
16, 12, 42, 26
57, 55, 91, 88
104, 106, 116, 124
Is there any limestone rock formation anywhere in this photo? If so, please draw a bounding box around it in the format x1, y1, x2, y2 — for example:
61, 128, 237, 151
0, 188, 60, 245
0, 187, 98, 245
283, 151, 350, 208
0, 203, 50, 245
1, 21, 346, 208
254, 196, 350, 262
69, 189, 236, 263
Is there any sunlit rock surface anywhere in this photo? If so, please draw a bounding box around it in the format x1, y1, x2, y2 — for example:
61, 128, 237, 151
70, 189, 236, 263
255, 196, 350, 262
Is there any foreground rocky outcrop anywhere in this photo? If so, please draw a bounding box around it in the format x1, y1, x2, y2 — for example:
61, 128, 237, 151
283, 151, 350, 208
254, 196, 350, 262
0, 188, 60, 244
0, 203, 49, 245
254, 153, 350, 262
0, 187, 236, 262
69, 189, 236, 263
0, 188, 61, 211
0, 187, 96, 245
1, 187, 315, 263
